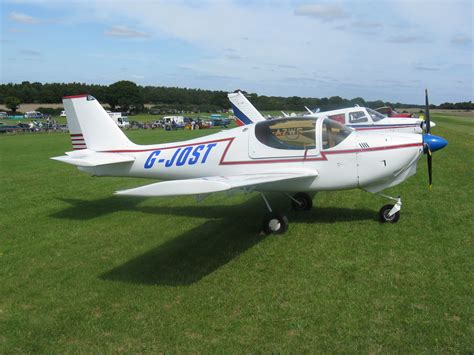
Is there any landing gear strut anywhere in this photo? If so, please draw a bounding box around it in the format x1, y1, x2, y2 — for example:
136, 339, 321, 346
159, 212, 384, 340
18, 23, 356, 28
261, 193, 288, 234
261, 192, 314, 234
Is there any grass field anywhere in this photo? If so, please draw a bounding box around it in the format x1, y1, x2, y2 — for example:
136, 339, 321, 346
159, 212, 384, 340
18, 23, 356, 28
0, 114, 472, 352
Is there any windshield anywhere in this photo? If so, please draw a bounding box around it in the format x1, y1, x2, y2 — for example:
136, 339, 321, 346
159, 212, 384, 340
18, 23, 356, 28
255, 118, 316, 150
366, 108, 386, 122
322, 119, 352, 149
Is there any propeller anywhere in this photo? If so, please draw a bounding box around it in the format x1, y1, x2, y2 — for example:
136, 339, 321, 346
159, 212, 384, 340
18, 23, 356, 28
427, 149, 433, 190
425, 89, 432, 189
424, 88, 431, 134
422, 89, 448, 190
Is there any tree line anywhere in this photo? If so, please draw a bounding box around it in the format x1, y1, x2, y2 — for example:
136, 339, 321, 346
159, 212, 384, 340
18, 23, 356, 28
1, 81, 472, 114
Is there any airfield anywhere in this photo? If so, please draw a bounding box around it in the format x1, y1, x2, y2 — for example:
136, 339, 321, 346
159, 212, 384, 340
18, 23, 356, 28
0, 112, 472, 352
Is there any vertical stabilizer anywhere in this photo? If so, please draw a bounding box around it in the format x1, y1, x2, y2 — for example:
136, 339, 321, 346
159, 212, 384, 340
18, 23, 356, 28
63, 95, 135, 151
227, 91, 266, 126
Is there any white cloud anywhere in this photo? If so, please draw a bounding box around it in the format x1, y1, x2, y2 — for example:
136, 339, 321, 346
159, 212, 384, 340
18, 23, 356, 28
104, 25, 150, 38
294, 4, 349, 22
19, 49, 41, 56
9, 12, 42, 24
387, 35, 426, 44
351, 21, 383, 30
414, 64, 440, 71
451, 34, 472, 46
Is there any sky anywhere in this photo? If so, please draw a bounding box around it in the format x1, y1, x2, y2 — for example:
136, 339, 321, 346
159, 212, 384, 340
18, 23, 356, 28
0, 0, 472, 104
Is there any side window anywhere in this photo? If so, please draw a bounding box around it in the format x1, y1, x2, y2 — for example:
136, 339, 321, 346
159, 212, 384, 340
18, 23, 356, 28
328, 114, 345, 124
322, 119, 352, 149
255, 119, 316, 150
348, 111, 368, 123
366, 108, 386, 122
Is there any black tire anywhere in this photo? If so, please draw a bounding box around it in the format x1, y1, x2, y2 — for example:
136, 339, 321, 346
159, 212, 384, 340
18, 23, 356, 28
263, 213, 289, 235
379, 204, 400, 223
291, 192, 313, 211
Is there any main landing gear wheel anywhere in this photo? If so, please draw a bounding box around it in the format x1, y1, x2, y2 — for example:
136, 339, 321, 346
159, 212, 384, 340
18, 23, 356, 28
379, 204, 400, 223
291, 192, 313, 211
263, 212, 289, 235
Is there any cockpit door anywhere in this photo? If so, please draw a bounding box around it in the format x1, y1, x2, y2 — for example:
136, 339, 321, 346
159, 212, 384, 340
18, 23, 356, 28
249, 118, 320, 160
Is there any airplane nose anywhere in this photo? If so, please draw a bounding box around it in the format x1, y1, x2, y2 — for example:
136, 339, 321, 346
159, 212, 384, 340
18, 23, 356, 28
423, 134, 448, 153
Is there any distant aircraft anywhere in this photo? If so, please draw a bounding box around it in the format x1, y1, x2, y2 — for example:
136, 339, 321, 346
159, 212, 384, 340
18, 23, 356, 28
52, 92, 447, 234
228, 91, 435, 134
227, 91, 266, 126
375, 106, 413, 118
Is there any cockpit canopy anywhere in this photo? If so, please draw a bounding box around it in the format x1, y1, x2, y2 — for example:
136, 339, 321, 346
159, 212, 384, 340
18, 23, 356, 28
321, 118, 353, 149
254, 117, 352, 151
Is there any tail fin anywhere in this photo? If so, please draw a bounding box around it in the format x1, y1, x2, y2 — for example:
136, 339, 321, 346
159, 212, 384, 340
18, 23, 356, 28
63, 94, 134, 151
227, 91, 266, 126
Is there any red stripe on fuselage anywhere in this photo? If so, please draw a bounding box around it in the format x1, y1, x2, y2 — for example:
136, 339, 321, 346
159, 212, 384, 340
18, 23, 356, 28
102, 138, 422, 166
218, 142, 422, 165
355, 125, 417, 131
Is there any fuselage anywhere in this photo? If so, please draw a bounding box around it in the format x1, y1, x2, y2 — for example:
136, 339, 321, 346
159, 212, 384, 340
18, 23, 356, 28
83, 117, 424, 194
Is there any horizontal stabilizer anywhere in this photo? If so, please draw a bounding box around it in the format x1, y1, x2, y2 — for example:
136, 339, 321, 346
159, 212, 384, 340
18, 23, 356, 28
115, 170, 318, 197
51, 150, 135, 167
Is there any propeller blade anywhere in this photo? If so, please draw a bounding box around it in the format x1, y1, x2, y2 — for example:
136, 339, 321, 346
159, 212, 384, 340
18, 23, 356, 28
427, 149, 432, 190
425, 89, 431, 134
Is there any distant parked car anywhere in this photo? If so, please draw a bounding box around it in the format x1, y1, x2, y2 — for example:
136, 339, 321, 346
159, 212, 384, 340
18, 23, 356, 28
24, 111, 44, 119
129, 120, 144, 129
0, 112, 8, 118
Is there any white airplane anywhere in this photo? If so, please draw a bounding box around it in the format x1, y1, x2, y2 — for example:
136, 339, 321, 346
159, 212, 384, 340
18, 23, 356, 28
52, 92, 447, 234
228, 91, 435, 134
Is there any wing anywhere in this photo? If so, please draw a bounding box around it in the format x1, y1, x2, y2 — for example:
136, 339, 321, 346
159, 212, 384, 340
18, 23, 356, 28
115, 170, 318, 197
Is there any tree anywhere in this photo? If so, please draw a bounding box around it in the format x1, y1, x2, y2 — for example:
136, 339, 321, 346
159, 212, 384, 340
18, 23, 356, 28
106, 80, 144, 112
5, 96, 21, 113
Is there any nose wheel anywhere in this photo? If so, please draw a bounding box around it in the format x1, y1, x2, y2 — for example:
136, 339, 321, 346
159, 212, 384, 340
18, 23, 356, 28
379, 204, 400, 223
377, 194, 402, 223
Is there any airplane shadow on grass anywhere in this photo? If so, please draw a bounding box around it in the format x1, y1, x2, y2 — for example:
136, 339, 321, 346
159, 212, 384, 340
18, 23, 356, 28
53, 195, 376, 286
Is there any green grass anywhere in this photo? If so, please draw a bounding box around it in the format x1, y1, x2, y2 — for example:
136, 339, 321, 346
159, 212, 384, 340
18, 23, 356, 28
0, 114, 472, 352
